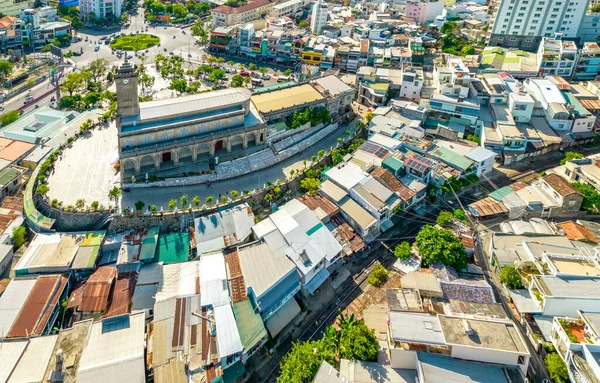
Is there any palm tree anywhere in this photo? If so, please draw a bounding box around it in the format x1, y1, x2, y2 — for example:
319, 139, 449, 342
168, 199, 178, 211
303, 159, 307, 168
180, 194, 188, 208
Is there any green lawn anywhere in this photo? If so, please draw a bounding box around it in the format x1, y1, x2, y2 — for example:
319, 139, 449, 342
110, 34, 160, 51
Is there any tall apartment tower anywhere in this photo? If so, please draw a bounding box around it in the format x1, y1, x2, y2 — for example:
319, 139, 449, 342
488, 0, 590, 52
311, 0, 329, 35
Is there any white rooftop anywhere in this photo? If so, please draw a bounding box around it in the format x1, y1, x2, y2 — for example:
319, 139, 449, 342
214, 304, 243, 359
77, 312, 146, 383
325, 163, 369, 191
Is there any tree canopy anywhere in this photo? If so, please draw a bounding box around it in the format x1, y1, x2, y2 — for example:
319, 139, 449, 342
11, 226, 27, 248
0, 111, 20, 127
367, 263, 389, 287
415, 225, 467, 270
394, 242, 412, 260
572, 182, 600, 212
278, 313, 378, 383
0, 60, 14, 79
436, 211, 453, 226
300, 177, 320, 194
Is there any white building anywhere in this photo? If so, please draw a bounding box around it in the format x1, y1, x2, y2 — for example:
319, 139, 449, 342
311, 0, 329, 35
525, 78, 572, 131
489, 0, 590, 51
80, 0, 122, 20
405, 0, 445, 24
252, 198, 343, 295
399, 66, 424, 102
270, 0, 307, 18
537, 36, 579, 78
435, 57, 472, 99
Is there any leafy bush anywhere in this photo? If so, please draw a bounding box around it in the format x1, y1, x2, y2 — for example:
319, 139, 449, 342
110, 34, 160, 51
453, 209, 469, 224
11, 226, 27, 248
572, 182, 600, 212
300, 177, 320, 194
0, 110, 20, 127
560, 151, 584, 165
436, 211, 453, 226
367, 263, 389, 287
466, 134, 480, 144
545, 353, 569, 383
500, 266, 523, 289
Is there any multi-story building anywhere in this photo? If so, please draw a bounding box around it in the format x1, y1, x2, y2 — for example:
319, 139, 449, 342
398, 66, 424, 102
0, 16, 24, 52
488, 0, 591, 51
537, 35, 579, 78
579, 12, 600, 42
19, 7, 71, 49
405, 0, 444, 24
211, 0, 272, 28
80, 0, 122, 20
435, 57, 472, 99
310, 0, 328, 35
0, 0, 26, 17
574, 42, 600, 81
269, 0, 306, 18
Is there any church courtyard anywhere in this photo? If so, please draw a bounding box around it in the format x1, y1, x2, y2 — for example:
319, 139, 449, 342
46, 122, 120, 209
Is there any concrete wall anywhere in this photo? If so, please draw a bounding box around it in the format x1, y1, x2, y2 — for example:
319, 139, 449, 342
544, 297, 600, 318
451, 345, 529, 374
390, 349, 417, 369
35, 194, 108, 232
108, 213, 183, 233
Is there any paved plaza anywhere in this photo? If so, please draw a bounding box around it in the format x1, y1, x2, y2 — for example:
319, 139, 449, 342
46, 122, 119, 208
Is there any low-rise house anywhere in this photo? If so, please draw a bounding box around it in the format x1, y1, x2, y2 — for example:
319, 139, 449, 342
533, 173, 584, 216
211, 0, 273, 27
370, 167, 417, 210
0, 274, 69, 339
252, 198, 342, 295
387, 312, 531, 374
357, 81, 390, 107
77, 312, 146, 383
431, 263, 496, 304
237, 242, 301, 337
531, 274, 600, 317
194, 203, 254, 255
0, 335, 59, 383
68, 266, 117, 322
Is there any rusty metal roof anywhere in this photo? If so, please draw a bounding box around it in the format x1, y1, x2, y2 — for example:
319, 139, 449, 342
79, 266, 116, 313
9, 275, 62, 338
105, 272, 137, 318
559, 221, 598, 244
225, 250, 248, 304
298, 193, 339, 217
469, 197, 508, 217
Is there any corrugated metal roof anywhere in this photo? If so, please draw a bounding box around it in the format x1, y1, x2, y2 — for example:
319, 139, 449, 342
0, 340, 27, 382
0, 278, 37, 338
153, 358, 187, 383
469, 197, 508, 217
106, 272, 137, 318
265, 297, 301, 338
139, 226, 160, 261
157, 233, 190, 264
214, 305, 243, 359
80, 230, 107, 247
79, 266, 116, 313
488, 186, 516, 201
9, 275, 61, 338
8, 335, 58, 383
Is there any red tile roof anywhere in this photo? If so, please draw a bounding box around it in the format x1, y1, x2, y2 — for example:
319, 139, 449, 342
559, 221, 598, 244
213, 0, 270, 14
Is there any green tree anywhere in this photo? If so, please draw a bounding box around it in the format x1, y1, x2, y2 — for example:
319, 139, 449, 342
573, 182, 600, 212
561, 151, 585, 165
135, 200, 145, 211
248, 63, 257, 71
436, 211, 454, 226
318, 149, 325, 158
170, 79, 188, 94
192, 196, 201, 207
453, 209, 469, 224
545, 353, 569, 383
91, 201, 99, 211
37, 184, 49, 196
230, 190, 238, 198
338, 321, 379, 361
415, 225, 467, 270
206, 196, 213, 205
0, 110, 20, 127
283, 69, 293, 76
84, 91, 102, 107
0, 60, 14, 80
139, 73, 155, 93
500, 266, 523, 289
298, 20, 309, 28
150, 204, 157, 212
300, 177, 320, 194
180, 194, 188, 207
367, 263, 389, 287
108, 186, 121, 202
394, 241, 412, 260
278, 339, 334, 383
258, 67, 269, 74
87, 58, 109, 84
11, 226, 27, 248
173, 3, 187, 17
168, 199, 178, 210
208, 68, 226, 83
230, 74, 246, 87
466, 134, 480, 144
220, 195, 228, 203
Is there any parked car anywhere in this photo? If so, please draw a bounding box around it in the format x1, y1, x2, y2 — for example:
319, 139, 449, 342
240, 70, 250, 76
250, 72, 260, 78
261, 74, 271, 80
24, 95, 34, 104
104, 40, 110, 45
94, 45, 100, 51
127, 54, 133, 59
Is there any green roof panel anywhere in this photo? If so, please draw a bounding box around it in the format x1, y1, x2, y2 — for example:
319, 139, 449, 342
157, 232, 190, 264
232, 300, 268, 354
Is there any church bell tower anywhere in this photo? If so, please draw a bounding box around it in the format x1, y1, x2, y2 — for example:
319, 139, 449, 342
115, 56, 140, 118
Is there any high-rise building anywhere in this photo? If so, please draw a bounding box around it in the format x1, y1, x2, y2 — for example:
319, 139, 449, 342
79, 0, 122, 21
488, 0, 590, 51
310, 0, 328, 35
